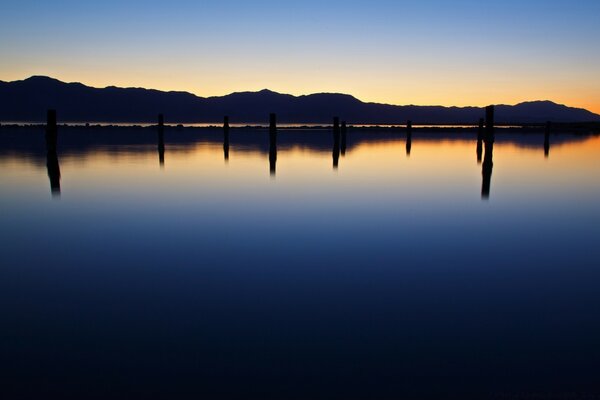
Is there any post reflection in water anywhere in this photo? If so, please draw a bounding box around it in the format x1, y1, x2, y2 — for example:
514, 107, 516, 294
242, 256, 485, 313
4, 126, 600, 400
269, 113, 277, 176
157, 114, 165, 167
157, 130, 165, 167
481, 106, 495, 199
476, 118, 484, 164
9, 124, 600, 204
223, 116, 230, 162
332, 117, 340, 169
46, 145, 61, 197
544, 121, 551, 158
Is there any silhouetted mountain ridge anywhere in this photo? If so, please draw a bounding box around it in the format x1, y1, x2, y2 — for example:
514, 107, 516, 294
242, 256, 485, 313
1, 76, 598, 124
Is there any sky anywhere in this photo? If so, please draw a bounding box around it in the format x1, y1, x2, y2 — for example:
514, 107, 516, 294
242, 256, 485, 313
1, 0, 599, 113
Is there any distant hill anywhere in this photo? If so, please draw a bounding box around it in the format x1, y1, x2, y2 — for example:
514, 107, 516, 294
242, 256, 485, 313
1, 76, 599, 124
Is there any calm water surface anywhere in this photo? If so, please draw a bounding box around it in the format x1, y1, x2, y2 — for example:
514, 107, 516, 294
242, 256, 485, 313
1, 127, 600, 399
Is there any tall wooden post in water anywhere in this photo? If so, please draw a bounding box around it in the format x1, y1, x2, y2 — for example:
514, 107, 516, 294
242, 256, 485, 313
269, 113, 277, 176
223, 116, 230, 161
482, 106, 495, 199
45, 109, 60, 196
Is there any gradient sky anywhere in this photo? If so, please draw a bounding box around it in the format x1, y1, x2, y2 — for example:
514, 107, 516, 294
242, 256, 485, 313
1, 0, 599, 113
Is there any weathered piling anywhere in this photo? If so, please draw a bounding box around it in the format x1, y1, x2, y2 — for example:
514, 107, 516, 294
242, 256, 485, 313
476, 118, 484, 163
482, 106, 495, 199
544, 121, 551, 158
406, 120, 412, 156
269, 113, 277, 176
270, 113, 277, 136
157, 114, 165, 167
341, 121, 347, 156
332, 117, 340, 169
223, 116, 230, 161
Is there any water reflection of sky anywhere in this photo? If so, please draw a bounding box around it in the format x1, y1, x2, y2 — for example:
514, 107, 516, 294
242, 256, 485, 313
1, 128, 600, 398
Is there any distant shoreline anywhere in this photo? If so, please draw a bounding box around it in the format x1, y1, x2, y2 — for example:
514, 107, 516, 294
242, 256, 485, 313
1, 121, 599, 133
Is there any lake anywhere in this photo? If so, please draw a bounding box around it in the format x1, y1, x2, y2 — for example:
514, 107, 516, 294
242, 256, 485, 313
1, 125, 600, 399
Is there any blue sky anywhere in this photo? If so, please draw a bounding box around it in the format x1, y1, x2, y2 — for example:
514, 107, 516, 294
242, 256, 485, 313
1, 0, 599, 111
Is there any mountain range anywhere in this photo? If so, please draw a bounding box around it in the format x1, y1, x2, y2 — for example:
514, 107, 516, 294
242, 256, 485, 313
1, 76, 599, 124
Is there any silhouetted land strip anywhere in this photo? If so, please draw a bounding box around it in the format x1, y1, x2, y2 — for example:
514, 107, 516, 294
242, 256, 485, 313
2, 76, 600, 124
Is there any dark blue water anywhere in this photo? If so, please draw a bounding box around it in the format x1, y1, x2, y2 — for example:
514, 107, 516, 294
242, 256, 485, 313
1, 127, 600, 399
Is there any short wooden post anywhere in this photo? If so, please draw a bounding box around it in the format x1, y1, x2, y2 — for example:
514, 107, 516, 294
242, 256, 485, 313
158, 114, 164, 128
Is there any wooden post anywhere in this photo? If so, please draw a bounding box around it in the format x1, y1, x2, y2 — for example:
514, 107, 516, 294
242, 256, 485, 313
223, 116, 230, 161
482, 106, 495, 199
158, 113, 164, 128
269, 113, 277, 176
47, 109, 57, 131
341, 121, 347, 156
45, 109, 60, 196
270, 113, 277, 135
